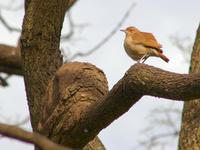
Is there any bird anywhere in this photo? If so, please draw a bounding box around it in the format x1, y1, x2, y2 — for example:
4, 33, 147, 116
121, 26, 169, 63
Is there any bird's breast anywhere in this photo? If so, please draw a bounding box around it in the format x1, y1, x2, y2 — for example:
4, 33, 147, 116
123, 37, 148, 60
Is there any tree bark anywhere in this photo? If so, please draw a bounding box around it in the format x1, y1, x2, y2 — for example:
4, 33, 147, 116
20, 1, 106, 149
0, 44, 21, 75
1, 0, 200, 149
39, 62, 200, 148
38, 62, 108, 148
179, 24, 200, 149
21, 0, 67, 131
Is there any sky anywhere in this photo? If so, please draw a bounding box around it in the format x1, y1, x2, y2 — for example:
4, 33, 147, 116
0, 0, 200, 150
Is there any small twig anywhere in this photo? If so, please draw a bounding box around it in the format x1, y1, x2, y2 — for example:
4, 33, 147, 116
164, 108, 179, 132
61, 12, 75, 40
61, 11, 89, 43
138, 103, 180, 149
66, 0, 78, 11
170, 34, 192, 62
0, 74, 11, 87
0, 123, 75, 150
68, 2, 135, 61
139, 131, 178, 150
0, 76, 8, 86
0, 9, 21, 32
149, 131, 178, 142
170, 35, 192, 53
0, 116, 30, 138
15, 116, 30, 127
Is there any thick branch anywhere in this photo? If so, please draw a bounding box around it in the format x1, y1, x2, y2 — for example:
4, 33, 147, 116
0, 44, 22, 75
0, 123, 74, 150
68, 63, 200, 147
40, 62, 108, 148
41, 62, 200, 148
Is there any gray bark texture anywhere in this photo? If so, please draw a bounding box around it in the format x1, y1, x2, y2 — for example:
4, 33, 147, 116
0, 1, 200, 149
179, 24, 200, 149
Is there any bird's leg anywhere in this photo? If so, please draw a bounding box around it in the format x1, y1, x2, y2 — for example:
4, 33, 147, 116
139, 53, 150, 63
142, 55, 150, 63
136, 60, 141, 63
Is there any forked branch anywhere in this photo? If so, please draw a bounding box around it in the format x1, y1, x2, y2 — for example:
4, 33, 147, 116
41, 62, 200, 148
0, 123, 75, 150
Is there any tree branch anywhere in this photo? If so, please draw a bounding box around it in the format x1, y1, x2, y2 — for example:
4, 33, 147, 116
69, 63, 200, 146
0, 44, 22, 75
39, 62, 108, 148
139, 131, 178, 149
138, 104, 180, 149
61, 12, 75, 41
41, 62, 200, 148
0, 75, 10, 86
0, 123, 75, 150
0, 1, 77, 76
0, 9, 21, 32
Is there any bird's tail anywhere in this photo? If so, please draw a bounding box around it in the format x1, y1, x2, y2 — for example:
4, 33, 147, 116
158, 52, 169, 63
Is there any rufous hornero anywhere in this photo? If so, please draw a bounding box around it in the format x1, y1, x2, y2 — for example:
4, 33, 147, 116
121, 26, 169, 63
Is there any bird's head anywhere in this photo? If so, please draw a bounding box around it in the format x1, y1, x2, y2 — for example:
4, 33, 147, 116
120, 26, 140, 34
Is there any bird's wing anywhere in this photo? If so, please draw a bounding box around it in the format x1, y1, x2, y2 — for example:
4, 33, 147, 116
133, 32, 162, 50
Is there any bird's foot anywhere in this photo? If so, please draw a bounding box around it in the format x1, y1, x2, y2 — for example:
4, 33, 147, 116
136, 60, 141, 63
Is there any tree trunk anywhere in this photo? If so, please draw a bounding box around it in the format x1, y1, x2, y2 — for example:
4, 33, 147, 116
21, 1, 105, 149
179, 24, 200, 149
1, 0, 200, 149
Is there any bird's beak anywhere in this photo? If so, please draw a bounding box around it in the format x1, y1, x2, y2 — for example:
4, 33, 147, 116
120, 29, 126, 32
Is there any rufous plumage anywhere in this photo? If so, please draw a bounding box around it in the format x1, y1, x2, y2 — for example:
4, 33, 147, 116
121, 26, 169, 63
